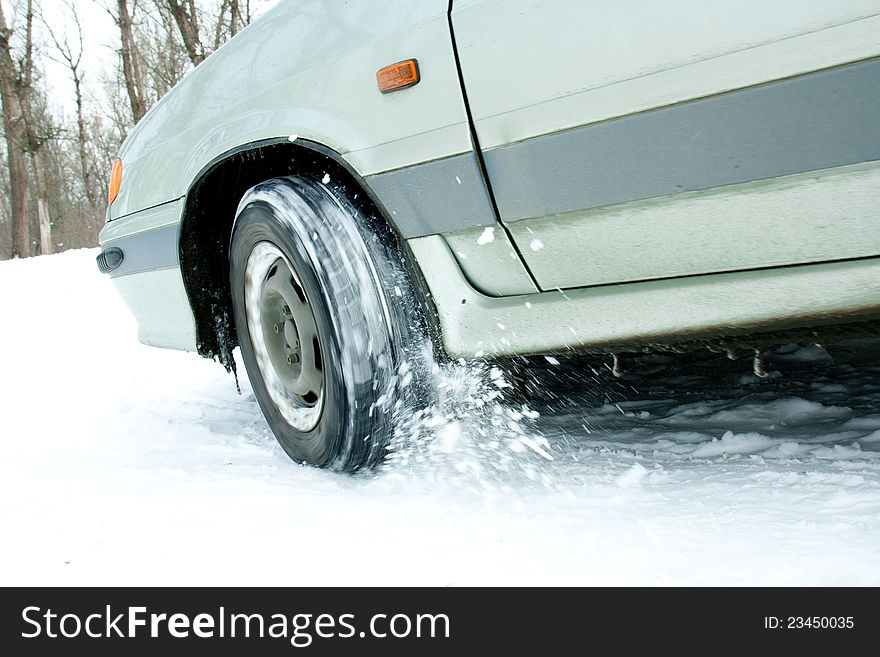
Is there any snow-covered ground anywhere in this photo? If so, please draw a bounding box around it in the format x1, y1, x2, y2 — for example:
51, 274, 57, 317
1, 249, 879, 585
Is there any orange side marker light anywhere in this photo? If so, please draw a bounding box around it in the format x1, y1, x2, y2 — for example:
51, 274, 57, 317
108, 159, 123, 206
376, 59, 420, 93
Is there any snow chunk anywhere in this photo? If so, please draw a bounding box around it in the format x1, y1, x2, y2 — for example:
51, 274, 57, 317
516, 435, 553, 461
476, 226, 495, 245
321, 173, 330, 184
691, 431, 775, 458
435, 423, 462, 454
529, 238, 545, 252
616, 462, 648, 488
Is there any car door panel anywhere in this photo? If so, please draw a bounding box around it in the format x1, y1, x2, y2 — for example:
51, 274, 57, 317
451, 0, 880, 290
507, 161, 880, 289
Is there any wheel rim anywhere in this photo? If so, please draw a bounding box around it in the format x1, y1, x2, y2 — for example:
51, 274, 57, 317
244, 241, 324, 431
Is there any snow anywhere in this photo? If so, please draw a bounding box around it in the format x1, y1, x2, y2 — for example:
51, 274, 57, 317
2, 250, 880, 585
529, 238, 545, 251
476, 226, 495, 245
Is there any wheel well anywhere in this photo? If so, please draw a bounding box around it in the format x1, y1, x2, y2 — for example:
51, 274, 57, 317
178, 139, 426, 373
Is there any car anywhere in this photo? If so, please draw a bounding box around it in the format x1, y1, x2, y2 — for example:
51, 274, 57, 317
98, 0, 880, 471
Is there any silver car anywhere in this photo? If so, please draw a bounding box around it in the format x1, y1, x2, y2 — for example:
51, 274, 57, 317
98, 0, 880, 470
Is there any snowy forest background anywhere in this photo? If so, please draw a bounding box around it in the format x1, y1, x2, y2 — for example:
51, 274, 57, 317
0, 0, 274, 259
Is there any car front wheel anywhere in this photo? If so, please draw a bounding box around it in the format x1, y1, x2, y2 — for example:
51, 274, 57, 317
229, 175, 425, 471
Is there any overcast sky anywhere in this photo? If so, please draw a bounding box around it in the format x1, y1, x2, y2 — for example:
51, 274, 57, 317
42, 1, 116, 114
42, 0, 280, 118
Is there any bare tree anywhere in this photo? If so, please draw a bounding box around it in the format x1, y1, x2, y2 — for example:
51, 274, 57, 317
33, 152, 50, 254
104, 0, 200, 128
20, 79, 64, 257
159, 0, 249, 67
0, 0, 97, 257
229, 0, 242, 37
115, 0, 148, 122
0, 0, 34, 257
43, 0, 99, 208
160, 0, 205, 66
213, 1, 247, 47
143, 5, 191, 96
98, 1, 259, 131
0, 0, 262, 260
0, 145, 11, 255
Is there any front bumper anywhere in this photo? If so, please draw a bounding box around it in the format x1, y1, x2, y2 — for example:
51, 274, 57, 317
98, 200, 198, 352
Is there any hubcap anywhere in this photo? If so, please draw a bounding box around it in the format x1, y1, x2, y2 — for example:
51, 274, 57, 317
244, 242, 324, 431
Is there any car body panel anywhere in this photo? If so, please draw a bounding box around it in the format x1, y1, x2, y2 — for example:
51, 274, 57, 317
110, 0, 473, 222
452, 0, 880, 150
481, 58, 880, 223
111, 268, 198, 351
364, 152, 495, 238
409, 236, 880, 358
442, 226, 537, 297
99, 200, 197, 350
99, 202, 181, 277
452, 0, 880, 288
508, 161, 880, 289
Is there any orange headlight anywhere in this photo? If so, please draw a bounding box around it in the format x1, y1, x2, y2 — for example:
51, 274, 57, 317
108, 159, 123, 206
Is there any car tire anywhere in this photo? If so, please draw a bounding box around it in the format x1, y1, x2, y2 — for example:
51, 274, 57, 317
229, 175, 426, 471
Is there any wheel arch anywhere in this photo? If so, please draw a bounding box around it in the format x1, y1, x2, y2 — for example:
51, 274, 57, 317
178, 138, 438, 372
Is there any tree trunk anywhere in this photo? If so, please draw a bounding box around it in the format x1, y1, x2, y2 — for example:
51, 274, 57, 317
29, 145, 51, 255
230, 0, 241, 37
213, 0, 230, 51
6, 145, 30, 257
0, 1, 31, 258
163, 0, 205, 66
117, 0, 147, 123
72, 67, 97, 208
37, 196, 50, 255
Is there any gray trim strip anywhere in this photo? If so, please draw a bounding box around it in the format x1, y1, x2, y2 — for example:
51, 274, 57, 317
108, 196, 184, 224
483, 57, 880, 222
365, 152, 496, 238
101, 222, 180, 277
